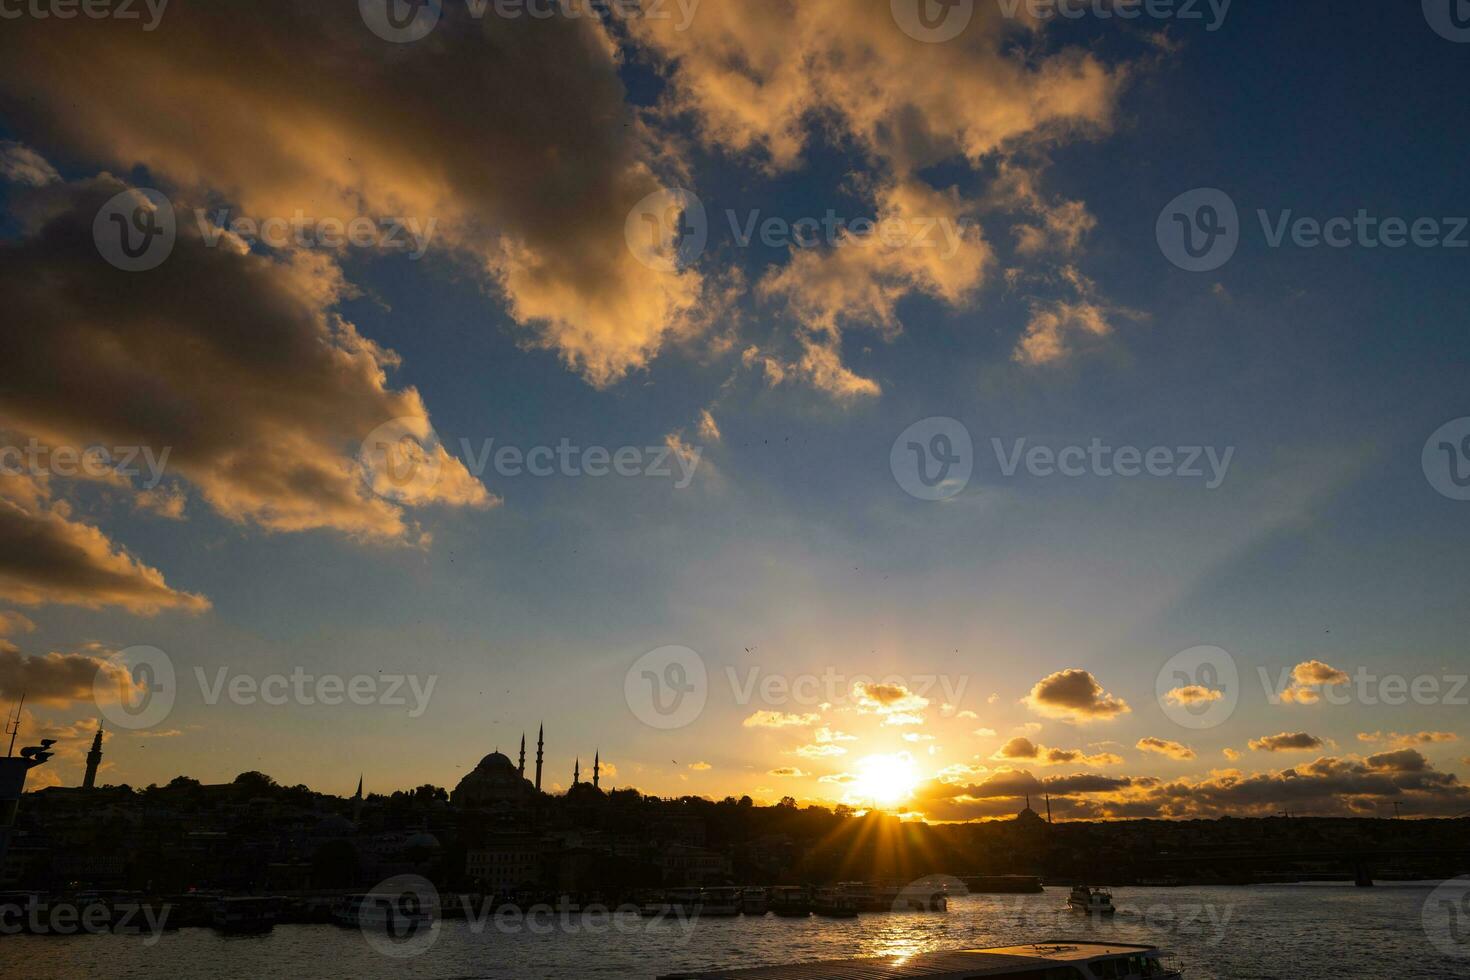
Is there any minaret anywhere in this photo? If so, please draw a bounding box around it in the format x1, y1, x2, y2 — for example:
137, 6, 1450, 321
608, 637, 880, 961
593, 751, 600, 790
518, 734, 526, 779
573, 758, 581, 786
353, 775, 364, 823
1044, 793, 1052, 824
82, 728, 103, 789
534, 724, 544, 792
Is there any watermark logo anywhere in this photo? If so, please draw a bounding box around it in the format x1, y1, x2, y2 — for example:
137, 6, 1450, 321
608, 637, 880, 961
94, 645, 176, 731
625, 187, 707, 272
360, 417, 447, 502
996, 0, 1231, 30
1423, 417, 1470, 501
94, 188, 176, 272
891, 0, 974, 43
360, 0, 442, 42
891, 417, 973, 501
1424, 0, 1470, 42
625, 645, 707, 730
0, 0, 169, 30
1157, 645, 1239, 730
1423, 877, 1470, 959
360, 874, 440, 958
1157, 188, 1239, 272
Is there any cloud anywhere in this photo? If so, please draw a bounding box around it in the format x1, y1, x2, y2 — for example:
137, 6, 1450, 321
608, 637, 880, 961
1222, 748, 1242, 761
1011, 266, 1144, 366
813, 727, 857, 744
0, 140, 59, 186
1358, 731, 1459, 748
687, 761, 712, 771
0, 472, 210, 614
853, 681, 930, 717
0, 641, 136, 706
0, 176, 494, 546
1278, 660, 1351, 704
1364, 749, 1429, 773
768, 767, 807, 778
743, 710, 821, 729
1249, 732, 1325, 753
991, 736, 1120, 766
695, 410, 721, 444
796, 743, 848, 759
0, 5, 704, 389
1022, 668, 1130, 722
0, 612, 37, 637
1163, 684, 1225, 706
1137, 737, 1197, 761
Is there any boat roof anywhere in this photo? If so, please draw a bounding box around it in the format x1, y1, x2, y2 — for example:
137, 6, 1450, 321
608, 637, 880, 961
658, 942, 1161, 979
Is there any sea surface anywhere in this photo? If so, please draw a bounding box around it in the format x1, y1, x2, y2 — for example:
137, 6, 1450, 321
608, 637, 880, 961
7, 882, 1468, 979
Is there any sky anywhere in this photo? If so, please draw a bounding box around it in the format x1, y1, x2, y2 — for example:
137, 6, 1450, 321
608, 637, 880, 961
1, 0, 1468, 820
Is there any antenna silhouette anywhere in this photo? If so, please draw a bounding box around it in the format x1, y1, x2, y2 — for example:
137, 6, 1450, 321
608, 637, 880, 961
4, 693, 25, 758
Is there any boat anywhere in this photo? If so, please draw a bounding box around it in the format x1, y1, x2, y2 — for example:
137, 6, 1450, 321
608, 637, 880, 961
699, 887, 742, 917
331, 892, 436, 934
656, 941, 1183, 979
768, 885, 810, 917
739, 887, 767, 916
666, 887, 704, 916
212, 896, 279, 935
837, 881, 881, 912
1067, 885, 1116, 916
811, 886, 858, 918
885, 881, 948, 912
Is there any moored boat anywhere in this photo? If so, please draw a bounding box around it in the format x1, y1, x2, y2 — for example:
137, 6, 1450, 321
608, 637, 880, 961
656, 941, 1183, 979
739, 887, 767, 916
699, 887, 742, 916
768, 885, 810, 917
811, 886, 858, 919
212, 896, 279, 935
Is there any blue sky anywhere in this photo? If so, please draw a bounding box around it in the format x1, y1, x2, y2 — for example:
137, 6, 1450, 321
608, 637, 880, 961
1, 1, 1468, 817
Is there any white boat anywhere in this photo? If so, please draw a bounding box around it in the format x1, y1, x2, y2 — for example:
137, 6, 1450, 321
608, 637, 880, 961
656, 941, 1183, 979
1067, 885, 1117, 916
699, 887, 743, 916
331, 892, 436, 934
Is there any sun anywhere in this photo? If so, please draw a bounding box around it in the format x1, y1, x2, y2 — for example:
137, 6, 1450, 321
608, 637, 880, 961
850, 753, 920, 808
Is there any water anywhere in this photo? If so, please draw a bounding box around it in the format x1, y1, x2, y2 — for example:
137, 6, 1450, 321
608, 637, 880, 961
6, 884, 1467, 979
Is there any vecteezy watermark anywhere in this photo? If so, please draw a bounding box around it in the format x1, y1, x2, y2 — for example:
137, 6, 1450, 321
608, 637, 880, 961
891, 0, 974, 43
360, 0, 700, 44
0, 438, 171, 489
1423, 877, 1470, 960
1258, 664, 1468, 707
892, 418, 1234, 500
95, 647, 438, 729
358, 874, 441, 959
995, 0, 1232, 31
360, 418, 705, 498
0, 897, 171, 944
1423, 417, 1470, 501
1159, 187, 1470, 272
195, 209, 437, 260
0, 0, 169, 30
1424, 0, 1470, 43
625, 187, 708, 273
1156, 188, 1239, 272
458, 897, 698, 939
1157, 645, 1239, 730
891, 417, 974, 501
625, 645, 708, 730
94, 187, 176, 272
196, 667, 437, 718
94, 645, 176, 732
994, 892, 1237, 945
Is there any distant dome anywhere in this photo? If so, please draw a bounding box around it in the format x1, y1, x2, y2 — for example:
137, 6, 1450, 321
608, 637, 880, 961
405, 831, 441, 851
453, 750, 536, 808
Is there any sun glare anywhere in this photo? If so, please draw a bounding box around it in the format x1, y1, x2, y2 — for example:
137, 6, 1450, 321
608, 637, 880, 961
850, 753, 920, 807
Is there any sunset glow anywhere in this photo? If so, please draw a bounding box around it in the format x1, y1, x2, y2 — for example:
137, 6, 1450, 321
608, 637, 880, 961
850, 754, 921, 809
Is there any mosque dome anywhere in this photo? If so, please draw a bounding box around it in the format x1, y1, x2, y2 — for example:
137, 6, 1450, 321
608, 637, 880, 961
452, 747, 536, 808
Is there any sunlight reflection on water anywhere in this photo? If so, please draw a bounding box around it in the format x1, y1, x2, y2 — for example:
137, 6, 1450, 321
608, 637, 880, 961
6, 884, 1466, 980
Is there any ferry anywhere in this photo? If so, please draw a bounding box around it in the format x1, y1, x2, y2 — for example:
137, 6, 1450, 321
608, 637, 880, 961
212, 896, 279, 935
811, 886, 858, 919
1067, 885, 1117, 916
331, 892, 436, 933
768, 885, 810, 917
700, 887, 743, 917
740, 887, 768, 916
656, 941, 1183, 979
884, 881, 949, 912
